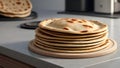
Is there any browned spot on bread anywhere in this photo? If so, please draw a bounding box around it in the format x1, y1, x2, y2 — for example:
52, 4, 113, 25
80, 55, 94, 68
63, 27, 69, 30
16, 1, 21, 5
81, 30, 88, 33
45, 19, 49, 21
23, 3, 25, 6
28, 6, 30, 8
83, 25, 93, 28
78, 21, 82, 23
13, 3, 15, 6
0, 1, 4, 9
106, 39, 109, 43
71, 19, 77, 21
24, 8, 27, 10
67, 21, 74, 23
103, 24, 106, 26
9, 0, 11, 2
19, 9, 22, 11
82, 20, 87, 22
26, 1, 30, 6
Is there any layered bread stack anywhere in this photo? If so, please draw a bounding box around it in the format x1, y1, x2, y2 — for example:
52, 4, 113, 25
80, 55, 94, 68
29, 18, 117, 58
0, 0, 32, 17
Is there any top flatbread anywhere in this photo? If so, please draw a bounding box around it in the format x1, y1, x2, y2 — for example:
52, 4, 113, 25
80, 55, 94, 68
39, 18, 108, 34
0, 0, 32, 14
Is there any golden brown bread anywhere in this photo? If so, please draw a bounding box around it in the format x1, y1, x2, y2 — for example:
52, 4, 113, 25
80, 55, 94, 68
0, 0, 32, 14
28, 18, 117, 58
39, 18, 108, 34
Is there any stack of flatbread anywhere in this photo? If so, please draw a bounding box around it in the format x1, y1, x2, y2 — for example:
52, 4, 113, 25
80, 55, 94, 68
0, 0, 32, 18
29, 18, 117, 58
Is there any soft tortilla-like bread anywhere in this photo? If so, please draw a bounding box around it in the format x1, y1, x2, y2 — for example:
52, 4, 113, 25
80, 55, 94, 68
39, 18, 108, 34
34, 37, 107, 47
35, 28, 107, 41
37, 27, 108, 38
29, 39, 117, 58
0, 11, 31, 17
35, 33, 108, 44
0, 0, 32, 14
33, 39, 108, 50
28, 18, 117, 58
32, 40, 109, 53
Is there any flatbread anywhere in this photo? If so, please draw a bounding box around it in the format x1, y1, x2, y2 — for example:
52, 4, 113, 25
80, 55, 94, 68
32, 39, 108, 50
0, 11, 31, 17
35, 29, 108, 41
37, 27, 108, 38
33, 37, 107, 47
0, 0, 32, 14
29, 39, 117, 58
35, 33, 108, 44
29, 18, 117, 58
32, 40, 109, 53
39, 18, 108, 34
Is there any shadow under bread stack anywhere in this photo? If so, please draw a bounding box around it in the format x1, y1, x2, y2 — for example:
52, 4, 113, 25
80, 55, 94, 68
0, 0, 32, 18
29, 18, 117, 58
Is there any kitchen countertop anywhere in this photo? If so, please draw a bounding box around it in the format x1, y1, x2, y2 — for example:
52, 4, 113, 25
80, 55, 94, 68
0, 10, 120, 68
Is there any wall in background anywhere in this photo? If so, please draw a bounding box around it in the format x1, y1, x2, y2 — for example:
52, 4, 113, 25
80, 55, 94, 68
31, 0, 65, 11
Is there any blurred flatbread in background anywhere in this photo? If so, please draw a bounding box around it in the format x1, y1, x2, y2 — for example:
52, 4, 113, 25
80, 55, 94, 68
0, 11, 31, 17
0, 0, 32, 17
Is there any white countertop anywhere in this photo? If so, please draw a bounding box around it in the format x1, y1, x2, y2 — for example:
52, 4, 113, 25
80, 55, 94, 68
0, 10, 120, 68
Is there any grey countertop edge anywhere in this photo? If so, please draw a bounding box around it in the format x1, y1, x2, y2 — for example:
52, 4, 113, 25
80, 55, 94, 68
0, 45, 62, 68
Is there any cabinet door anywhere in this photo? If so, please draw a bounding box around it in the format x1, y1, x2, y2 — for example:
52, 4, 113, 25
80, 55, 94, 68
0, 54, 35, 68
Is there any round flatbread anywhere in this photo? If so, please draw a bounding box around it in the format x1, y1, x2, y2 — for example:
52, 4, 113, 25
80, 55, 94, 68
29, 39, 117, 58
35, 30, 108, 41
32, 40, 109, 53
35, 33, 108, 44
32, 39, 108, 50
0, 0, 32, 14
33, 37, 107, 47
37, 27, 108, 38
0, 11, 31, 17
39, 18, 108, 34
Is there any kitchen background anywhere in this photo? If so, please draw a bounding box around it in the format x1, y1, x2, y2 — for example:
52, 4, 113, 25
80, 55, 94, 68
31, 0, 65, 11
31, 0, 120, 12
